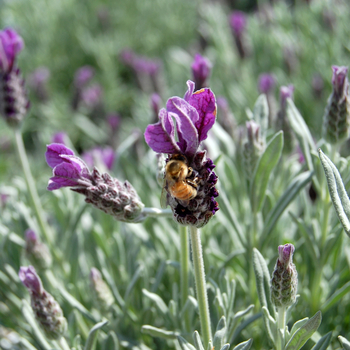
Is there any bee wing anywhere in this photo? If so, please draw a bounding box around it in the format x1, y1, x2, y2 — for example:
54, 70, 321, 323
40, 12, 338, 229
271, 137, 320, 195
160, 179, 168, 209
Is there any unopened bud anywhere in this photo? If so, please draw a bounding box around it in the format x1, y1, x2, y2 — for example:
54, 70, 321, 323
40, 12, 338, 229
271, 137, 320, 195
270, 244, 298, 308
323, 66, 350, 144
25, 229, 52, 270
18, 266, 67, 340
191, 53, 212, 90
90, 268, 114, 313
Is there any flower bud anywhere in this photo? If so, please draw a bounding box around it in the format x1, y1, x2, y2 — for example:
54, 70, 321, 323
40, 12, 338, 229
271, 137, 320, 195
51, 132, 68, 145
270, 244, 298, 308
19, 266, 67, 340
90, 268, 115, 313
258, 73, 275, 95
229, 11, 249, 59
323, 66, 350, 144
242, 121, 265, 179
25, 229, 52, 270
191, 53, 212, 90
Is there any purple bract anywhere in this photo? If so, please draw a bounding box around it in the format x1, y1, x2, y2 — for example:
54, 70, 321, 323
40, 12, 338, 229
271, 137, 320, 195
191, 53, 212, 90
258, 73, 275, 94
82, 146, 115, 171
331, 66, 349, 98
18, 265, 43, 295
0, 28, 24, 73
229, 11, 246, 37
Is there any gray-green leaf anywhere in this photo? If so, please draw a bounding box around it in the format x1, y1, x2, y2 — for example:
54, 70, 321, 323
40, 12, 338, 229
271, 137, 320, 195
84, 320, 108, 350
311, 331, 332, 350
141, 325, 177, 340
213, 316, 227, 350
338, 335, 350, 350
232, 339, 253, 350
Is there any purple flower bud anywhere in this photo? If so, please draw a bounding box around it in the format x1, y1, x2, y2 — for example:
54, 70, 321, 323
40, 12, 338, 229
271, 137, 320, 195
51, 132, 67, 145
46, 144, 144, 222
0, 28, 24, 73
144, 81, 219, 227
19, 266, 67, 340
120, 49, 135, 67
229, 11, 246, 37
279, 85, 294, 110
90, 267, 114, 313
28, 67, 50, 102
80, 83, 102, 109
191, 53, 212, 90
82, 146, 115, 171
19, 266, 43, 295
107, 113, 121, 132
323, 66, 350, 144
258, 73, 275, 94
270, 244, 298, 308
25, 229, 52, 270
74, 65, 95, 88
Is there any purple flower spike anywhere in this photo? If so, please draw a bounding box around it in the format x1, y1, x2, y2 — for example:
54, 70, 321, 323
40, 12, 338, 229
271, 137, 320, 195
144, 81, 219, 227
332, 66, 348, 98
107, 113, 121, 132
258, 73, 275, 94
278, 243, 295, 267
74, 65, 95, 88
0, 28, 24, 73
19, 266, 43, 295
280, 85, 294, 110
191, 53, 212, 90
229, 11, 246, 37
51, 132, 67, 145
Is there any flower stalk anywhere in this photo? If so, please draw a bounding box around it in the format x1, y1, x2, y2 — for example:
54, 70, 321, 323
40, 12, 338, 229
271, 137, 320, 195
189, 226, 212, 345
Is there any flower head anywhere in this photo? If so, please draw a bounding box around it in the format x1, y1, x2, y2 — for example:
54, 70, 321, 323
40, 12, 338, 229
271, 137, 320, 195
144, 81, 219, 227
51, 132, 68, 145
191, 53, 212, 90
74, 65, 95, 89
107, 113, 121, 132
229, 11, 246, 37
0, 28, 24, 73
46, 144, 144, 222
19, 266, 67, 340
258, 73, 275, 94
270, 244, 298, 308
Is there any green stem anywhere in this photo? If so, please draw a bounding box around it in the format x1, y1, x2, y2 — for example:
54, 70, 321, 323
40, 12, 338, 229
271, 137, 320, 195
189, 226, 212, 345
179, 225, 190, 332
141, 207, 172, 217
15, 129, 53, 245
276, 306, 286, 350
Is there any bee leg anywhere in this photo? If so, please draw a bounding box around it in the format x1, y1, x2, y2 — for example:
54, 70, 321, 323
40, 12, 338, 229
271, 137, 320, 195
187, 167, 193, 177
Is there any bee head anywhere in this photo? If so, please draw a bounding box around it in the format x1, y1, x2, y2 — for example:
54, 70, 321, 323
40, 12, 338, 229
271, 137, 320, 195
166, 160, 188, 180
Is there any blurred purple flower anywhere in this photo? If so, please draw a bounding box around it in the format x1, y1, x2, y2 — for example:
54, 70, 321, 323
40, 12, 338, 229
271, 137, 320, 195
279, 85, 294, 110
120, 49, 135, 67
312, 74, 324, 99
331, 66, 348, 99
0, 28, 24, 73
229, 11, 246, 37
191, 53, 212, 90
74, 65, 95, 89
258, 73, 275, 94
82, 146, 115, 171
51, 132, 67, 145
107, 113, 121, 132
18, 265, 43, 295
28, 67, 50, 101
81, 84, 102, 108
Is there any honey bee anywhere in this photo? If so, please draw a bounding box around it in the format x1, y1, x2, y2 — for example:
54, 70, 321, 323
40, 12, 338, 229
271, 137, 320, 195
160, 154, 199, 208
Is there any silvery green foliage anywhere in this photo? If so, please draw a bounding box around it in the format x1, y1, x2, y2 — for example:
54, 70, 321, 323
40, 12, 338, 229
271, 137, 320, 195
338, 335, 350, 350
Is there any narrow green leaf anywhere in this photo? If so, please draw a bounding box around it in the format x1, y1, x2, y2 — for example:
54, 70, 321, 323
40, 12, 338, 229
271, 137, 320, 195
193, 331, 205, 350
84, 320, 108, 350
177, 335, 197, 350
261, 307, 277, 346
232, 339, 253, 350
220, 344, 230, 350
288, 317, 309, 339
338, 335, 350, 350
252, 248, 275, 318
103, 331, 119, 350
253, 94, 269, 138
141, 325, 177, 340
233, 304, 254, 321
311, 331, 332, 350
261, 171, 313, 243
142, 289, 168, 315
73, 334, 83, 350
213, 316, 226, 350
322, 281, 350, 312
285, 311, 322, 350
250, 131, 284, 213
319, 149, 350, 237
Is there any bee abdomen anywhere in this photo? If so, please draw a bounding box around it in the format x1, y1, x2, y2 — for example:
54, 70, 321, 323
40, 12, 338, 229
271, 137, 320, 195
171, 182, 197, 201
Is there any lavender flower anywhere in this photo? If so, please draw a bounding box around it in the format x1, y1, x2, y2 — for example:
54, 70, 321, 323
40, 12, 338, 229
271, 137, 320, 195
45, 143, 144, 222
74, 65, 95, 89
323, 66, 350, 144
25, 229, 52, 270
229, 11, 248, 59
82, 146, 115, 171
107, 113, 121, 133
51, 131, 67, 145
270, 244, 298, 308
90, 268, 115, 313
28, 67, 50, 102
18, 266, 67, 340
258, 73, 275, 95
191, 53, 212, 90
0, 28, 29, 126
80, 83, 102, 109
144, 80, 219, 228
276, 85, 295, 154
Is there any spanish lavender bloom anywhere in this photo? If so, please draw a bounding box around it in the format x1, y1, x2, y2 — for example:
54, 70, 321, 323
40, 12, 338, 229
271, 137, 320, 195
0, 28, 29, 126
90, 268, 115, 313
229, 11, 248, 59
18, 266, 67, 340
82, 146, 115, 171
242, 120, 265, 179
80, 83, 103, 109
276, 85, 295, 154
74, 65, 95, 89
46, 143, 144, 222
191, 53, 212, 90
270, 244, 298, 308
323, 66, 350, 144
258, 73, 275, 95
51, 131, 67, 145
144, 80, 219, 228
25, 229, 52, 270
28, 67, 50, 102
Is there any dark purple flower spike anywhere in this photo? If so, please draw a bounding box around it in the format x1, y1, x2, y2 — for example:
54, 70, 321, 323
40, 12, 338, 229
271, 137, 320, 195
191, 53, 212, 90
46, 143, 144, 222
0, 28, 29, 126
144, 80, 219, 228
